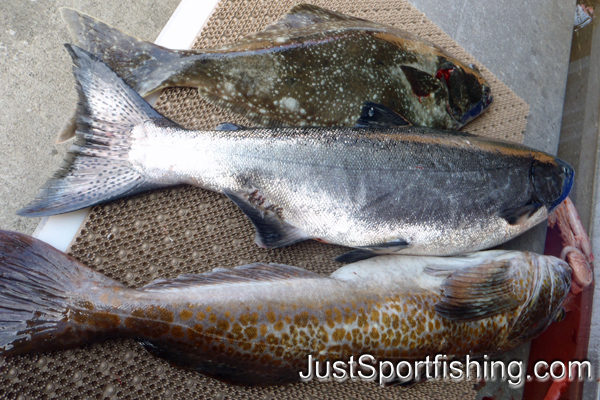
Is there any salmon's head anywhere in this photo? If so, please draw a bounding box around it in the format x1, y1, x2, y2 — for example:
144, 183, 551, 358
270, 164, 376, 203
531, 157, 574, 213
436, 62, 493, 128
508, 253, 571, 342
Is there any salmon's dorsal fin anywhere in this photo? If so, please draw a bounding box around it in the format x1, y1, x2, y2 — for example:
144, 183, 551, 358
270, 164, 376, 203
262, 4, 367, 32
140, 263, 322, 291
427, 259, 521, 321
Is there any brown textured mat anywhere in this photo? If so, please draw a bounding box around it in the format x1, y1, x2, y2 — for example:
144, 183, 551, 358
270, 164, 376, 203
1, 0, 529, 399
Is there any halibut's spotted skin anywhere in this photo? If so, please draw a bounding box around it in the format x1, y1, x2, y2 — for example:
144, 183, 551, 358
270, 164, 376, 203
57, 4, 492, 142
0, 231, 571, 385
19, 46, 573, 259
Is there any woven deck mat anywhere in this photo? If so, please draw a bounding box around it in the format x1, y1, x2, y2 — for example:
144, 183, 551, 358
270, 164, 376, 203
1, 0, 529, 399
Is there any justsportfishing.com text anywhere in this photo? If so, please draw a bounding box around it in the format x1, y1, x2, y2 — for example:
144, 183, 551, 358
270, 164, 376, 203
298, 354, 593, 387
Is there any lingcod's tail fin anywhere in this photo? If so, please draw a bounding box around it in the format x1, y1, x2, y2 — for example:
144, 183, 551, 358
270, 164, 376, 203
57, 8, 186, 142
0, 230, 124, 356
18, 45, 176, 217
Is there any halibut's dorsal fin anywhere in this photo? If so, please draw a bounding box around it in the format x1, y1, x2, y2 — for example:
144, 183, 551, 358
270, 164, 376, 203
431, 260, 521, 321
263, 4, 366, 32
141, 263, 322, 291
224, 190, 310, 249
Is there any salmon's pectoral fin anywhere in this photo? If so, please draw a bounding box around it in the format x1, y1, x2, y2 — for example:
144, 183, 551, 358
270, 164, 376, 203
428, 260, 521, 321
355, 102, 411, 128
400, 65, 442, 97
499, 201, 543, 225
335, 239, 410, 263
224, 190, 310, 249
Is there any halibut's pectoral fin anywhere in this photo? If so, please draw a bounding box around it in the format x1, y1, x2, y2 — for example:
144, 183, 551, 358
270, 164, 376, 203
499, 201, 543, 225
400, 65, 442, 97
430, 260, 520, 321
355, 102, 411, 128
335, 239, 410, 263
224, 190, 310, 249
215, 122, 247, 131
262, 4, 367, 32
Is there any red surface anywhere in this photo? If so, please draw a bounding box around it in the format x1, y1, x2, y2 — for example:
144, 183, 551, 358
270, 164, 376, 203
522, 224, 595, 400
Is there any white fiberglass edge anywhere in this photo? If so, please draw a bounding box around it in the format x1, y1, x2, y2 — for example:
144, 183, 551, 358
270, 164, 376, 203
33, 0, 221, 252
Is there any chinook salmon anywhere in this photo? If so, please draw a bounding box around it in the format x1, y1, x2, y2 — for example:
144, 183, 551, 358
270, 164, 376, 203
18, 46, 572, 259
56, 4, 493, 142
0, 230, 571, 385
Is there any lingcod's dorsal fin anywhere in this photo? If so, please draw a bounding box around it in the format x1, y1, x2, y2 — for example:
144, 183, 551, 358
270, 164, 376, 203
429, 260, 521, 321
263, 4, 366, 32
141, 263, 322, 291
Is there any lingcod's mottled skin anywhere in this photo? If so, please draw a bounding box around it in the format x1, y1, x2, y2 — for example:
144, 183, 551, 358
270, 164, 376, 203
0, 232, 572, 385
61, 4, 492, 133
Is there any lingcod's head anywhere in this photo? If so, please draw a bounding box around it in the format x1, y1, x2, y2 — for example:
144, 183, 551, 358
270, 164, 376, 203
508, 253, 571, 342
436, 62, 493, 128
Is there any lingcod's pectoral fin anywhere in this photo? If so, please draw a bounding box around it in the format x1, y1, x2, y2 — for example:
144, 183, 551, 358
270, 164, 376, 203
355, 102, 411, 128
224, 190, 310, 249
335, 239, 410, 263
215, 122, 247, 131
400, 65, 442, 97
263, 4, 366, 32
431, 260, 520, 321
499, 202, 543, 225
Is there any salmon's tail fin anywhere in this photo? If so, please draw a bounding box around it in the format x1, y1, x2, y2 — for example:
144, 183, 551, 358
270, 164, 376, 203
18, 45, 177, 217
0, 230, 125, 356
57, 8, 187, 142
